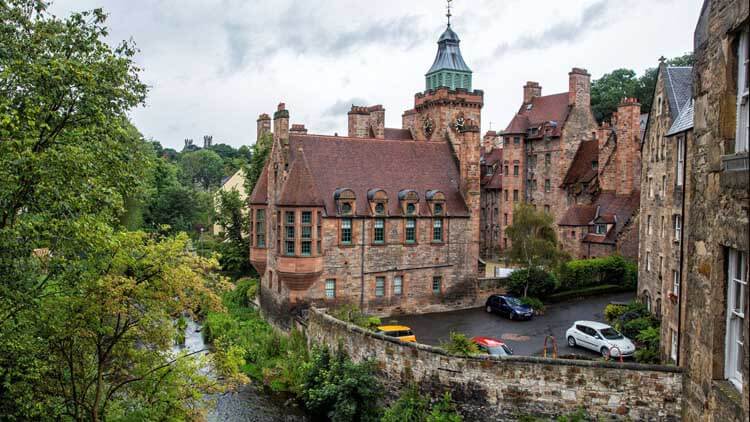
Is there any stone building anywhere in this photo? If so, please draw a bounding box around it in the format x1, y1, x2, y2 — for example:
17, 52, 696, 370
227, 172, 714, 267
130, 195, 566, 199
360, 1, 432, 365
480, 131, 502, 259
679, 0, 749, 420
495, 71, 641, 259
637, 62, 693, 361
249, 21, 483, 319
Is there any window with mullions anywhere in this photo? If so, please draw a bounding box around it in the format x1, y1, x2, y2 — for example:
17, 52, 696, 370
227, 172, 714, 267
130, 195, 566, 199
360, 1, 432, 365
301, 211, 312, 256
725, 248, 747, 391
393, 276, 403, 295
285, 211, 295, 256
405, 218, 416, 243
341, 218, 352, 245
255, 209, 266, 247
374, 218, 385, 244
432, 276, 442, 294
375, 276, 385, 297
316, 211, 322, 254
432, 218, 443, 242
325, 279, 336, 298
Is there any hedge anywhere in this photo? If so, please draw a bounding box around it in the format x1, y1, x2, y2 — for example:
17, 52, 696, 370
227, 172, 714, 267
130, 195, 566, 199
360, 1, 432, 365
546, 284, 633, 303
557, 255, 637, 291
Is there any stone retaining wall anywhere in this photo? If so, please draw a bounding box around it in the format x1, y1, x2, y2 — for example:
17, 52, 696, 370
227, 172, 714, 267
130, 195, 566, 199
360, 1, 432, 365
307, 308, 684, 421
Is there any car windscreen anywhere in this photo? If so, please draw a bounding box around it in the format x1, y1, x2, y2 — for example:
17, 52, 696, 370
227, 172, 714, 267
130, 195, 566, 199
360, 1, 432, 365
600, 328, 623, 340
505, 297, 522, 306
487, 346, 509, 356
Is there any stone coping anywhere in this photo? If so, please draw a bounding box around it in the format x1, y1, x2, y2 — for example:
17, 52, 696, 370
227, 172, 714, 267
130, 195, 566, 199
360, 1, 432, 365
311, 307, 683, 374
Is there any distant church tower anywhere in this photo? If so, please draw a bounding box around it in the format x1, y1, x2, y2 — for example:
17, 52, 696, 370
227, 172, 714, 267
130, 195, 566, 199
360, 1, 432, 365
402, 0, 483, 274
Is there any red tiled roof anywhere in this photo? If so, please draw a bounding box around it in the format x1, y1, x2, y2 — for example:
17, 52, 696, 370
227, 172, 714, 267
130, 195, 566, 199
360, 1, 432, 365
383, 128, 413, 140
583, 191, 640, 244
558, 204, 597, 226
502, 93, 570, 135
249, 162, 269, 205
562, 140, 598, 185
284, 134, 470, 217
278, 150, 324, 207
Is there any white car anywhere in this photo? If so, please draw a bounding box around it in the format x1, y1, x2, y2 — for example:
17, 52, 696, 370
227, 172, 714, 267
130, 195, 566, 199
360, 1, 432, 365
565, 320, 636, 358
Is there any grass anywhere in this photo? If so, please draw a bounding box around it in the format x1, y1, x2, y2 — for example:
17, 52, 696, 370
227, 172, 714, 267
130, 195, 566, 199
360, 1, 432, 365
546, 284, 634, 303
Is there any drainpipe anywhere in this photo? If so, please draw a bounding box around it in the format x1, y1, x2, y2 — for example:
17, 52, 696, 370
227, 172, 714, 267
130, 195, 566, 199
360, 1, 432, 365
360, 218, 366, 309
676, 133, 688, 367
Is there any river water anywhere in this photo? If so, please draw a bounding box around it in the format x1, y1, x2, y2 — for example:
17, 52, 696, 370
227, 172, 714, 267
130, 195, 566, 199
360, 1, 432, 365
174, 319, 307, 422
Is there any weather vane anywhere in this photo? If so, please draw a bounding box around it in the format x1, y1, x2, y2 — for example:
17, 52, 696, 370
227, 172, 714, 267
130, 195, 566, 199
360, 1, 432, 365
446, 0, 453, 27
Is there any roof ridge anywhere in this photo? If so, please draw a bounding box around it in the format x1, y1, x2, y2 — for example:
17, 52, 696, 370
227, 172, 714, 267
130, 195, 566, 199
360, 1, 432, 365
292, 133, 443, 144
665, 68, 682, 115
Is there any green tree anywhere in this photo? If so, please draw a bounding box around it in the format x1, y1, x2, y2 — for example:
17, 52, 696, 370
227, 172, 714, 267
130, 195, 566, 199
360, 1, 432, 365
244, 132, 272, 197
215, 188, 253, 275
591, 69, 639, 122
504, 204, 564, 297
179, 149, 225, 189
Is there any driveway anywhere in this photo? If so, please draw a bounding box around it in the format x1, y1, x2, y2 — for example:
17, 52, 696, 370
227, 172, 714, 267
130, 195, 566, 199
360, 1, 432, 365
388, 292, 635, 358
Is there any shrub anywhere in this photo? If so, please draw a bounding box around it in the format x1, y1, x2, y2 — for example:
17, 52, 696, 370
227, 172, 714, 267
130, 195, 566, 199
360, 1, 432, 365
604, 303, 627, 324
505, 267, 557, 298
330, 304, 382, 330
225, 278, 258, 307
520, 297, 545, 313
300, 346, 382, 421
634, 326, 661, 364
440, 332, 479, 357
382, 388, 463, 422
202, 311, 239, 343
558, 255, 637, 291
621, 316, 654, 339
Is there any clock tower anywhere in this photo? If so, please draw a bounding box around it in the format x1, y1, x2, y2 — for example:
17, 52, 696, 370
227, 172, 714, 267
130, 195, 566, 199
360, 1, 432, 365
401, 5, 482, 273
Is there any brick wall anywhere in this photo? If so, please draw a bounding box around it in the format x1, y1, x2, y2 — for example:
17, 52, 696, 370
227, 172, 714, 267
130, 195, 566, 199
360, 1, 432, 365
306, 308, 684, 421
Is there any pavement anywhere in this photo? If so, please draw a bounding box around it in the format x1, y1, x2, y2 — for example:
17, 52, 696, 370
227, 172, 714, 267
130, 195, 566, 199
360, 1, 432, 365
387, 292, 635, 358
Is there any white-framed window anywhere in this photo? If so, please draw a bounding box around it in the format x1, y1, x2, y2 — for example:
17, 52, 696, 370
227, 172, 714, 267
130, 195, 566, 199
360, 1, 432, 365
595, 224, 607, 235
646, 251, 652, 272
647, 215, 653, 235
735, 26, 749, 153
677, 135, 685, 186
325, 279, 336, 298
674, 215, 682, 242
375, 276, 385, 297
673, 269, 681, 296
670, 329, 678, 362
393, 275, 403, 295
725, 248, 747, 391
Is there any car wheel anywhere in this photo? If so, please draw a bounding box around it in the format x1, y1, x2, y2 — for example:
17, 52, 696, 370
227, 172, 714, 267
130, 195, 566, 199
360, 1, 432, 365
486, 305, 492, 313
601, 347, 610, 358
567, 336, 576, 347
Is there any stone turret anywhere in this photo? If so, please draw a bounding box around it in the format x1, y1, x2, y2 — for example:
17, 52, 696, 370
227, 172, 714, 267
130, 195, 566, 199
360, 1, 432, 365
257, 113, 271, 141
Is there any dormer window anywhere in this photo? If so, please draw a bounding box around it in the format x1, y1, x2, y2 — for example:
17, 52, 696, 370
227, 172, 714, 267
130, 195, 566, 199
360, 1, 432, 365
398, 189, 419, 216
595, 224, 607, 235
367, 188, 388, 216
434, 203, 444, 215
334, 188, 356, 216
426, 190, 446, 216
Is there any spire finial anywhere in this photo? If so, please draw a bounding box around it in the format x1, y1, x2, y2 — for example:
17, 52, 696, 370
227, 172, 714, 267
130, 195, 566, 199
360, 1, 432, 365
446, 0, 452, 27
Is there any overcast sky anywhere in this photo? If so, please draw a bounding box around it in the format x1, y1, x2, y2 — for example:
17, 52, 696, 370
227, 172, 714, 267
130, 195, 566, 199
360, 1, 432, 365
50, 0, 703, 150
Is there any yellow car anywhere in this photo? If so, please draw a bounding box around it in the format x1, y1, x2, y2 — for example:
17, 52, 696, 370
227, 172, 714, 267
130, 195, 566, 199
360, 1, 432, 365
376, 325, 417, 343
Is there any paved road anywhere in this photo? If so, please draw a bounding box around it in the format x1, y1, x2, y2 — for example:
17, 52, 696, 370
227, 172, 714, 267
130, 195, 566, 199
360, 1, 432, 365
388, 292, 635, 358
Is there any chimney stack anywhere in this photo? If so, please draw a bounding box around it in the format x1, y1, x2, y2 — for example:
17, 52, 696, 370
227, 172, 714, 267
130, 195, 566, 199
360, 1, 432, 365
348, 104, 385, 138
523, 81, 542, 104
568, 68, 591, 108
273, 102, 289, 143
257, 113, 271, 142
290, 123, 308, 134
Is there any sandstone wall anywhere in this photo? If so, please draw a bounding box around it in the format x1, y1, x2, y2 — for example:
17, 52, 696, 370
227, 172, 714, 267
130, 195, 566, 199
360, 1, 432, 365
306, 308, 683, 421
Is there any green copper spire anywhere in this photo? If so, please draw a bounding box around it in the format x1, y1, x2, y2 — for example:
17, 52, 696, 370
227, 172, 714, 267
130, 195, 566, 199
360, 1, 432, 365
425, 1, 472, 92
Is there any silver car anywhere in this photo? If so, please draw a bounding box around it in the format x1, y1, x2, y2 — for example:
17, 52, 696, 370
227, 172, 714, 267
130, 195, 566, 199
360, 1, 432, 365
565, 320, 636, 358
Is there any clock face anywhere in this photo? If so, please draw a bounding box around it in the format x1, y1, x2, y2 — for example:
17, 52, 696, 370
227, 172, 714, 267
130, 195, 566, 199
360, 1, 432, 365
455, 116, 465, 131
423, 117, 434, 138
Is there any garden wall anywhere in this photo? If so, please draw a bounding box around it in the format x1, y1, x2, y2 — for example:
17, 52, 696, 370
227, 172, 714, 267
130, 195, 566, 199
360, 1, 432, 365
306, 308, 684, 421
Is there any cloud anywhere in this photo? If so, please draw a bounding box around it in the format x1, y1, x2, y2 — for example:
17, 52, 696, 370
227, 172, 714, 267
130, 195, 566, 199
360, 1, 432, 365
324, 98, 368, 117
487, 0, 610, 58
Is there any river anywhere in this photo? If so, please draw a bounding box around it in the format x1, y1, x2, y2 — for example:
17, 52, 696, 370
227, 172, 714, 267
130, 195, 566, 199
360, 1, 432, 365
174, 319, 308, 422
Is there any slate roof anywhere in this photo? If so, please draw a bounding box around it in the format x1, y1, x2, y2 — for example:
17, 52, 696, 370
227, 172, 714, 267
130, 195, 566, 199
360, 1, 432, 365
426, 26, 472, 75
559, 204, 598, 226
383, 128, 413, 140
582, 191, 640, 244
502, 93, 570, 135
278, 134, 469, 217
561, 140, 599, 185
278, 151, 324, 207
480, 147, 503, 190
666, 99, 694, 136
640, 113, 649, 140
249, 163, 269, 205
664, 67, 693, 123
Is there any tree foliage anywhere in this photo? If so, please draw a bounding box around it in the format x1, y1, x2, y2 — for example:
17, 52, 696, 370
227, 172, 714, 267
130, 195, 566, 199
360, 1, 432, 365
244, 131, 272, 197
590, 52, 695, 122
215, 188, 254, 276
179, 148, 226, 190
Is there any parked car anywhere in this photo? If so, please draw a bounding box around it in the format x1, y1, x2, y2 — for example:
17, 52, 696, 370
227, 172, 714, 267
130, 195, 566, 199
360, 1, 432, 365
376, 325, 417, 343
485, 294, 534, 320
471, 336, 514, 356
565, 320, 636, 358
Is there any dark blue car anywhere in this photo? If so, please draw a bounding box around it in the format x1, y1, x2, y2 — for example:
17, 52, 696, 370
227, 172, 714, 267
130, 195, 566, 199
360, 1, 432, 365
485, 295, 534, 320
